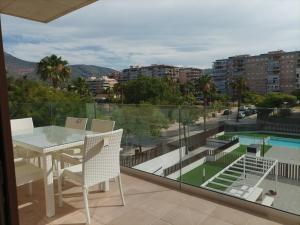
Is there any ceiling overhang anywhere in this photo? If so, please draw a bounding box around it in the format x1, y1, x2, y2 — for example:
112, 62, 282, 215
0, 0, 98, 23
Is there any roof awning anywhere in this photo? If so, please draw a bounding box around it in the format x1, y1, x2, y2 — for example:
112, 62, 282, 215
0, 0, 98, 23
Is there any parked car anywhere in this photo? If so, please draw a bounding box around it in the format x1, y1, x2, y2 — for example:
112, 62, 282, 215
239, 105, 248, 111
223, 109, 232, 115
238, 111, 246, 119
244, 109, 252, 116
244, 107, 257, 116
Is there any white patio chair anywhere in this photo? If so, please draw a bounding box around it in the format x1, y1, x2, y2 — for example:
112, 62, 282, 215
65, 117, 88, 130
58, 129, 125, 224
11, 118, 41, 195
11, 118, 40, 164
53, 117, 88, 168
91, 119, 115, 133
63, 117, 88, 155
60, 119, 115, 167
10, 117, 33, 132
15, 163, 43, 196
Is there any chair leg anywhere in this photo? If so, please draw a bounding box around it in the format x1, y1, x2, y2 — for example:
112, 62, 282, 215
61, 160, 65, 186
83, 187, 91, 224
118, 175, 125, 206
56, 161, 63, 207
38, 157, 41, 168
98, 182, 103, 191
58, 170, 63, 207
28, 183, 33, 196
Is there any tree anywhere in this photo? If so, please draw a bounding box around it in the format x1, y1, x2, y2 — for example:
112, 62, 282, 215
112, 104, 169, 151
8, 78, 92, 126
68, 77, 91, 97
257, 92, 297, 108
123, 76, 182, 105
112, 82, 124, 103
291, 90, 300, 100
177, 106, 202, 155
37, 55, 71, 88
230, 76, 249, 122
256, 92, 297, 119
243, 92, 265, 105
195, 75, 216, 130
179, 81, 198, 105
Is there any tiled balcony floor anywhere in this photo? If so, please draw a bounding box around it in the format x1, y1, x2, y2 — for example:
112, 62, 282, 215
18, 173, 283, 225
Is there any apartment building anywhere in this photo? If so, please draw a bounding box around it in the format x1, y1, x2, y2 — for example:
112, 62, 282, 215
212, 59, 229, 93
86, 76, 118, 95
212, 50, 300, 94
120, 64, 180, 82
179, 67, 202, 84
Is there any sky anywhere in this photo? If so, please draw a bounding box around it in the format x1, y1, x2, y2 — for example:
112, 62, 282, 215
2, 0, 300, 71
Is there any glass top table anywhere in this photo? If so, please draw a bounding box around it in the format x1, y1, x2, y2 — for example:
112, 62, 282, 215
12, 125, 96, 218
13, 125, 95, 153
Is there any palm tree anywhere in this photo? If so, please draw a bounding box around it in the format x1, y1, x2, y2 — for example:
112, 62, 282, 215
195, 75, 216, 131
230, 76, 249, 122
113, 83, 124, 104
68, 77, 90, 97
37, 55, 71, 88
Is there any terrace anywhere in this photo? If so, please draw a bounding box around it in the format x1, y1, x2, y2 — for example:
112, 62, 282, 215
18, 172, 283, 225
8, 103, 300, 225
0, 1, 300, 225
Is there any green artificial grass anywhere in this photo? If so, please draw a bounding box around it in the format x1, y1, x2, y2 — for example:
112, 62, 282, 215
179, 145, 246, 188
179, 130, 283, 190
178, 144, 273, 189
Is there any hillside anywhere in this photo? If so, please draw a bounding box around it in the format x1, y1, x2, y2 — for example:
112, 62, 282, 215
4, 52, 118, 79
70, 64, 117, 78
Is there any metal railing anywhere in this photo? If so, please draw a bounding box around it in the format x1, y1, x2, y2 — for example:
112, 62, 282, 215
120, 126, 225, 168
163, 138, 239, 177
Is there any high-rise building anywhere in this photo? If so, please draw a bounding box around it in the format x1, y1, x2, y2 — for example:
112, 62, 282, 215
86, 76, 118, 95
120, 64, 180, 82
212, 59, 229, 93
212, 50, 300, 94
179, 68, 202, 84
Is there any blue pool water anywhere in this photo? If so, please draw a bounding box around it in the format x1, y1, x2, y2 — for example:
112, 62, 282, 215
238, 135, 300, 149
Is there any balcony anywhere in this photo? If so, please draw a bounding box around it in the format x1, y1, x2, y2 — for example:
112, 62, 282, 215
10, 103, 300, 225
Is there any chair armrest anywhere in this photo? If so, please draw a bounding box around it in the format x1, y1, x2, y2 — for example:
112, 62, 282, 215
60, 153, 82, 165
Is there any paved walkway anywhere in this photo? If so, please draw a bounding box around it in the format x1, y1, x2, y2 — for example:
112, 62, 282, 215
265, 146, 300, 164
260, 176, 300, 215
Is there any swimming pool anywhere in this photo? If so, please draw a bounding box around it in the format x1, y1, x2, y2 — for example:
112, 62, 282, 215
237, 135, 300, 149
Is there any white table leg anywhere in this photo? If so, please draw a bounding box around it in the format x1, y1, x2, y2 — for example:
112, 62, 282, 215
41, 154, 55, 217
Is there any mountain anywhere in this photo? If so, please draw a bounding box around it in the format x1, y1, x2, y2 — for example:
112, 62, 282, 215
5, 52, 37, 79
4, 52, 118, 79
70, 64, 117, 78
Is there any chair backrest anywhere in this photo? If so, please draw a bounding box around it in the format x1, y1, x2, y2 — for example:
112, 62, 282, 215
82, 129, 123, 187
91, 119, 115, 133
65, 117, 88, 130
10, 118, 34, 134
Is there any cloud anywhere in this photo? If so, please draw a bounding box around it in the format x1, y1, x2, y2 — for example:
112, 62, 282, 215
2, 0, 300, 70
